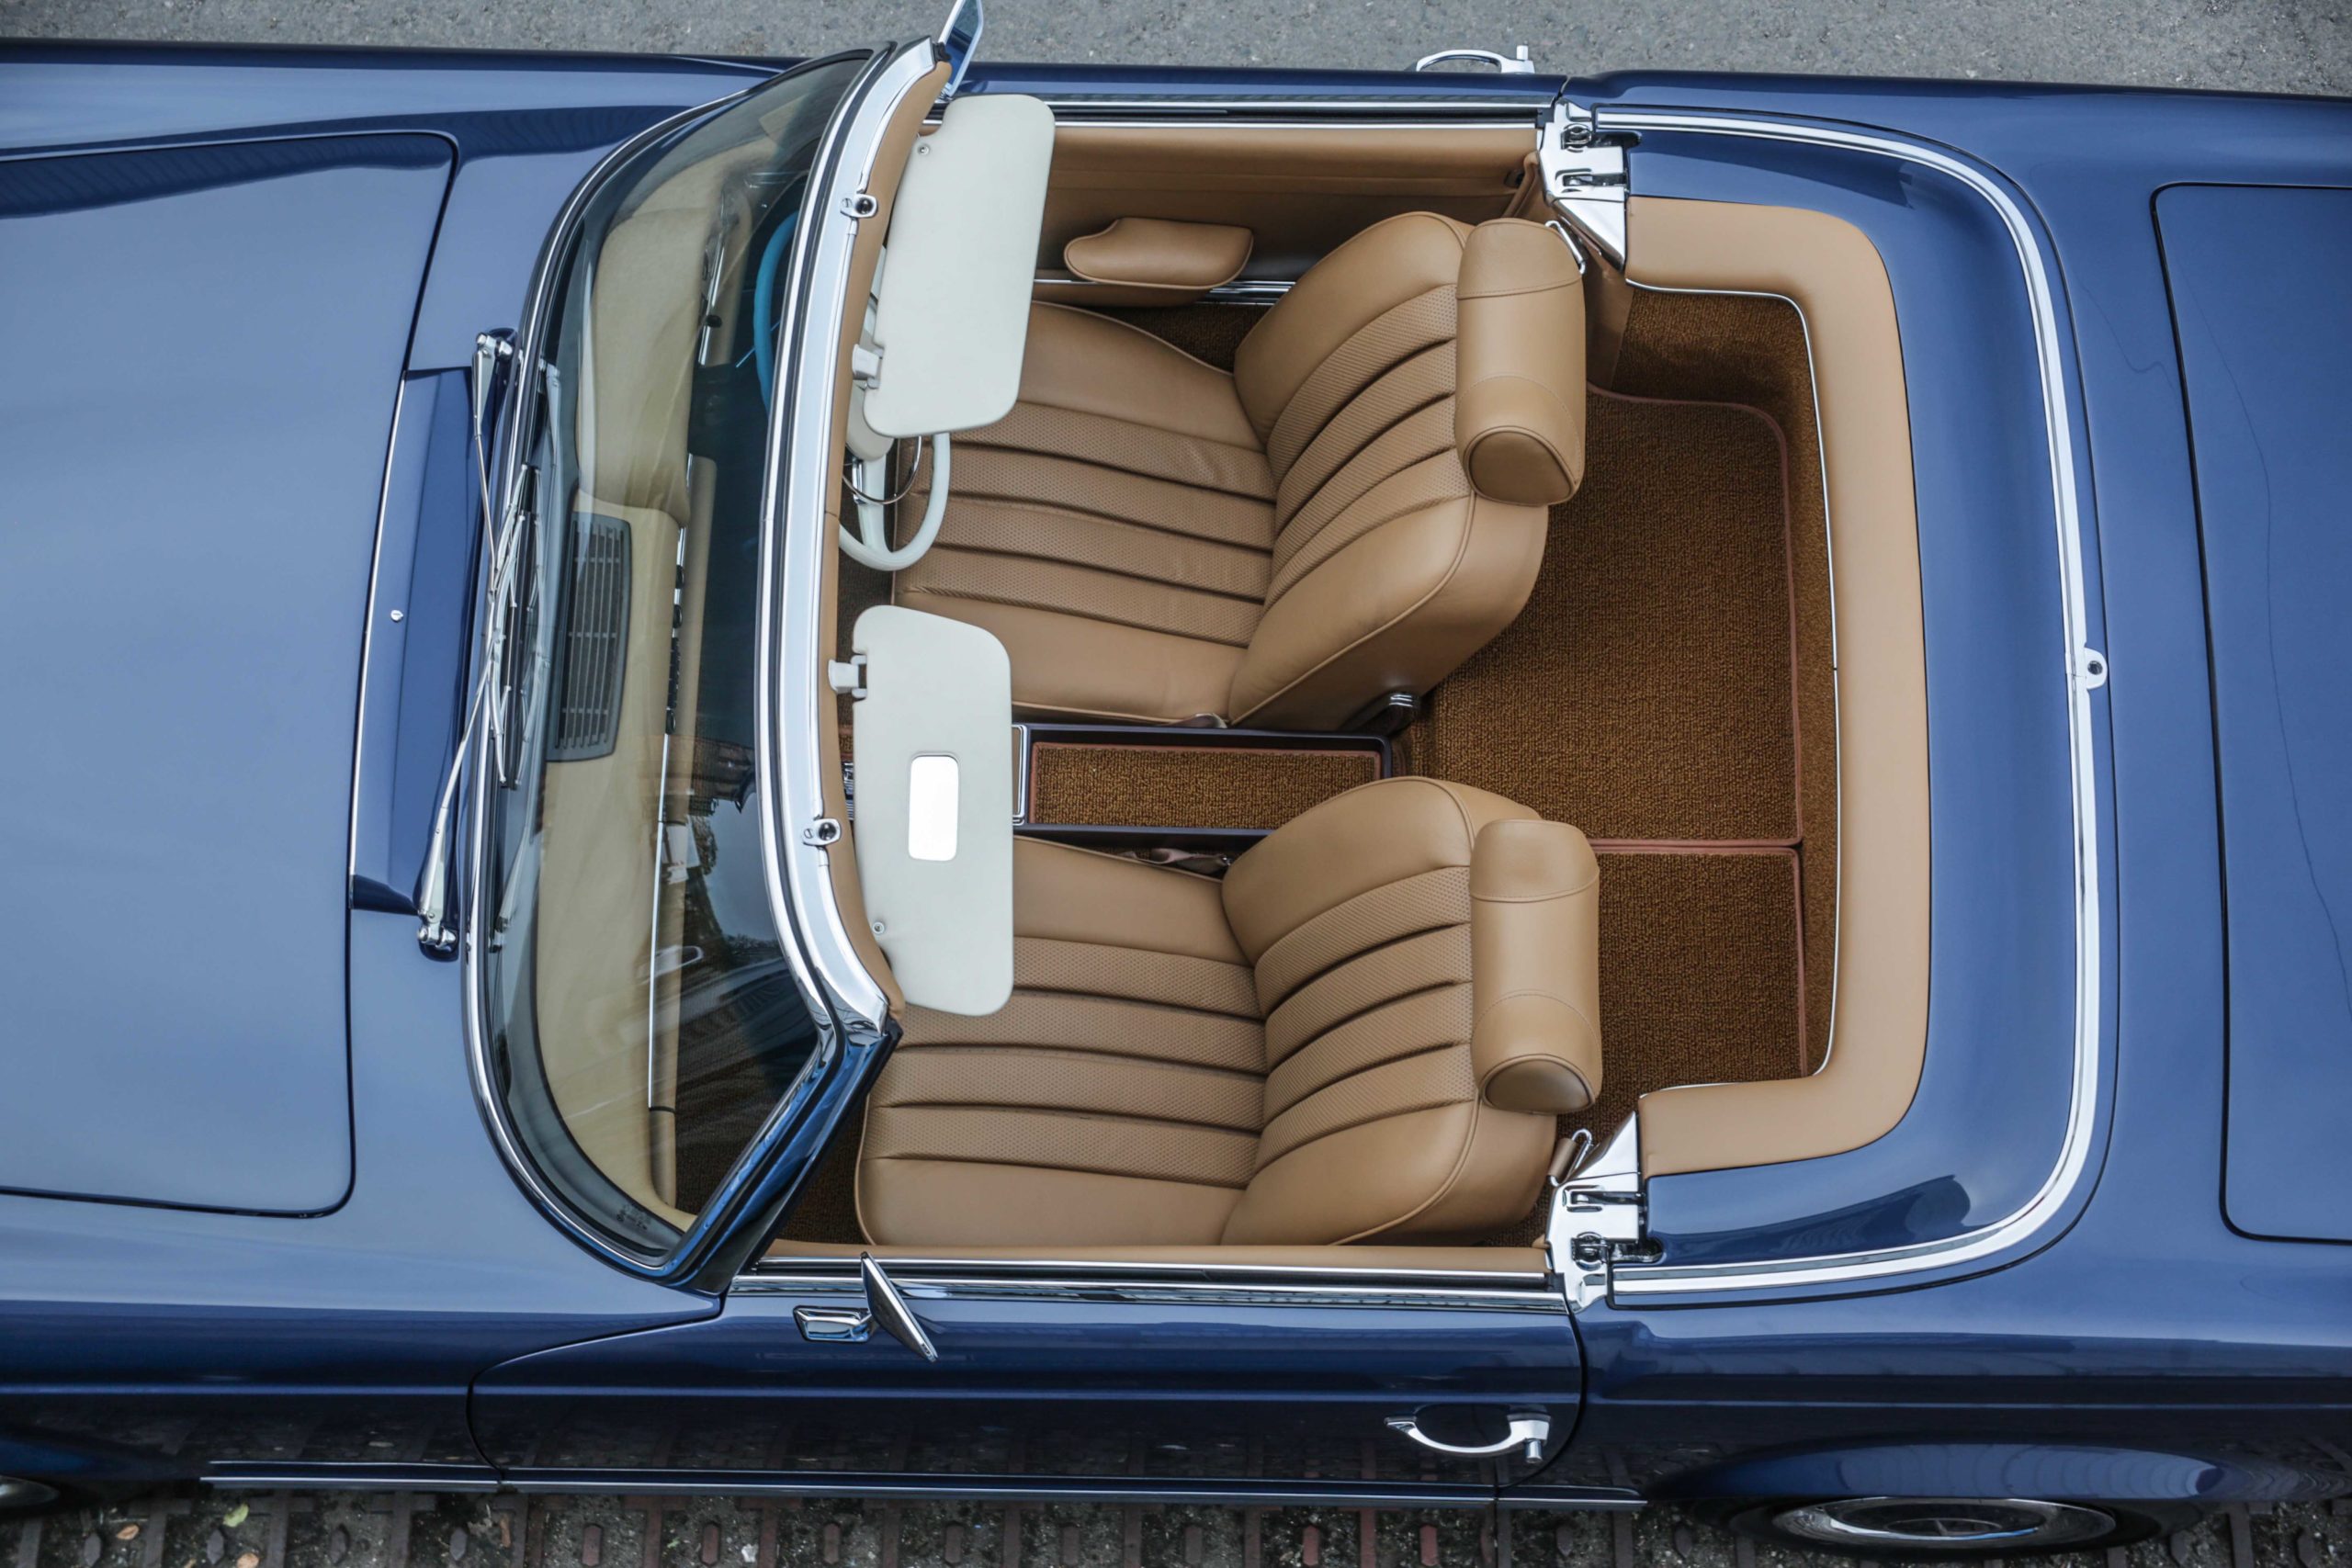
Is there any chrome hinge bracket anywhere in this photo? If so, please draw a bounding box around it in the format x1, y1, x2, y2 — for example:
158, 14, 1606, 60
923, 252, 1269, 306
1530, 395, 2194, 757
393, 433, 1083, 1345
1545, 1119, 1652, 1311
1539, 97, 1628, 270
1555, 1182, 1649, 1312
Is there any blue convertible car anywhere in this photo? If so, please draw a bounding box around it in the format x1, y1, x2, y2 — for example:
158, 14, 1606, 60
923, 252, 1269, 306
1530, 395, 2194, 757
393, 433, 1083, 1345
5, 4, 2352, 1555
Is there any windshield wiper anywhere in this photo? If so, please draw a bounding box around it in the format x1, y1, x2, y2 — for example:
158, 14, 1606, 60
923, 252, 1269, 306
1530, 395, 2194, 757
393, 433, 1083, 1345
416, 329, 531, 956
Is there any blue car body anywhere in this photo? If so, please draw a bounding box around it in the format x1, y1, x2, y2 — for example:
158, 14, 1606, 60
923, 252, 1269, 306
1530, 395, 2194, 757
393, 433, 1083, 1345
3, 28, 2350, 1525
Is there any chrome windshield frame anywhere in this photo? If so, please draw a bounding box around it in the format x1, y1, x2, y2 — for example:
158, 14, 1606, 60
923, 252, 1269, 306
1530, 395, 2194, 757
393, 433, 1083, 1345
758, 39, 947, 1051
461, 49, 906, 1287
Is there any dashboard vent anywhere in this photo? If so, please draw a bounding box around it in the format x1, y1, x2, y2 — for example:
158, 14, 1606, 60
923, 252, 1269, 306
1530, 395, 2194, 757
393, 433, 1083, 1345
548, 512, 631, 762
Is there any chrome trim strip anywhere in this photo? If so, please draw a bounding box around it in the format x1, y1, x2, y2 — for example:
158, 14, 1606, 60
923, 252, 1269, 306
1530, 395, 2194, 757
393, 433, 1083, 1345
749, 1254, 1547, 1283
1008, 721, 1030, 824
759, 1254, 1545, 1282
500, 1472, 1522, 1507
345, 376, 410, 884
741, 1269, 1558, 1312
205, 1465, 501, 1493
1598, 109, 2104, 1301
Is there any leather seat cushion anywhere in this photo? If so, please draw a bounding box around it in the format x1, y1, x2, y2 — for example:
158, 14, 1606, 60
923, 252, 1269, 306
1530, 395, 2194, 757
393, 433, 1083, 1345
858, 779, 1570, 1250
857, 838, 1263, 1247
893, 213, 1579, 729
896, 304, 1274, 724
1218, 777, 1556, 1244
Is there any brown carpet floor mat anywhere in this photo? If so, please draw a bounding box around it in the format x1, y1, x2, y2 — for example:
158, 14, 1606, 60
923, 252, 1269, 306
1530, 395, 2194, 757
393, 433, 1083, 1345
1485, 847, 1806, 1245
1027, 742, 1378, 830
1571, 849, 1806, 1143
1408, 390, 1798, 843
1614, 290, 1838, 1068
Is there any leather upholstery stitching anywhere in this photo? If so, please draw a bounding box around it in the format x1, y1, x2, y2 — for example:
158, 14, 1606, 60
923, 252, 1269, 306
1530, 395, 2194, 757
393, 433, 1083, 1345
923, 540, 1267, 608
867, 1152, 1251, 1192
1256, 906, 1467, 1011
1227, 492, 1505, 726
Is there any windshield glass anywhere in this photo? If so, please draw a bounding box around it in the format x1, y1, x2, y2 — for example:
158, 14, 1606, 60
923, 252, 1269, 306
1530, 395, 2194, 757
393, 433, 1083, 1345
479, 55, 865, 1257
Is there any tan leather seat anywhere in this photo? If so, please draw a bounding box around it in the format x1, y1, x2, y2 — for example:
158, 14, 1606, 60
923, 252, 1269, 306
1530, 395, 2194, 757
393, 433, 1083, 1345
856, 778, 1601, 1248
895, 213, 1586, 729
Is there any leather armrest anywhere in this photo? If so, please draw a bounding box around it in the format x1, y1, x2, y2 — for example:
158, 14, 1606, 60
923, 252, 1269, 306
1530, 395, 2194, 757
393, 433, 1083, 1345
1456, 218, 1586, 506
1469, 818, 1601, 1113
1064, 218, 1254, 305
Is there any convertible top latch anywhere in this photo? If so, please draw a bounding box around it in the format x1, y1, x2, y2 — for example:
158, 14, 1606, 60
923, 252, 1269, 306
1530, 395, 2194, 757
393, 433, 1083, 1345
1547, 1119, 1652, 1311
1540, 98, 1629, 270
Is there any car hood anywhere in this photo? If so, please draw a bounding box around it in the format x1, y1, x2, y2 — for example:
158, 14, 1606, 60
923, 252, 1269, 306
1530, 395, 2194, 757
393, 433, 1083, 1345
0, 134, 452, 1213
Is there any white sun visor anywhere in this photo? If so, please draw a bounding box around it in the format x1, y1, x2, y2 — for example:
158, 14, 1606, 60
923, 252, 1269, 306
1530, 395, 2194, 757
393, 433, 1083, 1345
861, 93, 1056, 440
844, 606, 1013, 1016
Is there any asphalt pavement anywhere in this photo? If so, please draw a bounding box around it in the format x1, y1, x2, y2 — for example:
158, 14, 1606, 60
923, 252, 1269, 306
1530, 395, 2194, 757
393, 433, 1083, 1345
4, 0, 2347, 94
3, 0, 2347, 1561
6, 1489, 2352, 1568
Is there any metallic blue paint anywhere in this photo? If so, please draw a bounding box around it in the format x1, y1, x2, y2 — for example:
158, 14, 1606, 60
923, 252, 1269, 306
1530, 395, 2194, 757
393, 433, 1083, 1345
2157, 184, 2352, 1247
475, 1281, 1583, 1495
1620, 125, 2089, 1269
349, 370, 481, 915
0, 130, 451, 1214
4, 34, 2352, 1518
1555, 73, 2352, 1506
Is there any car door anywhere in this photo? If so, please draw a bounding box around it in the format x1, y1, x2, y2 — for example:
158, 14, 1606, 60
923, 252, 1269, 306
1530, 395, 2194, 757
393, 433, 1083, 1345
470, 1253, 1587, 1505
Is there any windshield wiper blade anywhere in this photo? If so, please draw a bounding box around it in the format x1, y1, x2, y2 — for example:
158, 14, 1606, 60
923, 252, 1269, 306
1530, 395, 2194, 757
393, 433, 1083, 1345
416, 329, 522, 956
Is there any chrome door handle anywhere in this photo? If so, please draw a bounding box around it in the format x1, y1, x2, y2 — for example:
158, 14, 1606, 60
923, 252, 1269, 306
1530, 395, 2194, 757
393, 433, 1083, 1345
793, 1305, 872, 1344
1413, 46, 1536, 74
791, 1257, 939, 1363
1385, 1411, 1550, 1464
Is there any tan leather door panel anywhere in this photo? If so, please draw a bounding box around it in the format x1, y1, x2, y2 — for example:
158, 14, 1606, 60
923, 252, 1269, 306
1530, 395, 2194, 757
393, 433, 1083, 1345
1038, 124, 1537, 281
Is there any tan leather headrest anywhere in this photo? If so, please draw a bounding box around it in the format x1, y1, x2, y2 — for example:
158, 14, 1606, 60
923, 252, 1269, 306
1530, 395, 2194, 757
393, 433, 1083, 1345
1468, 818, 1601, 1113
1454, 219, 1586, 507
1065, 217, 1253, 302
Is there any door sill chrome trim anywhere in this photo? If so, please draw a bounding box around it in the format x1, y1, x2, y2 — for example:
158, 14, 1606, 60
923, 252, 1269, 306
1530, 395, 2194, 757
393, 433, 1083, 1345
497, 1471, 1560, 1508
206, 1463, 502, 1493
1500, 1486, 1647, 1513
1597, 108, 2105, 1303
741, 1258, 1560, 1312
